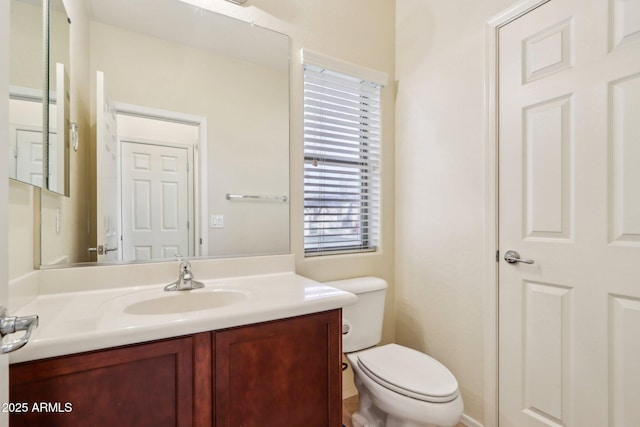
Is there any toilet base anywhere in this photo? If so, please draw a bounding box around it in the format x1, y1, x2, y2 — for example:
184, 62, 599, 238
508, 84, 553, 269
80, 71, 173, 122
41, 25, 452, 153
351, 387, 448, 427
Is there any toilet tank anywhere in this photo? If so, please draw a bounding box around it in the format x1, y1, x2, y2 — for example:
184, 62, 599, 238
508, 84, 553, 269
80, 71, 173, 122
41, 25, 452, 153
325, 277, 388, 353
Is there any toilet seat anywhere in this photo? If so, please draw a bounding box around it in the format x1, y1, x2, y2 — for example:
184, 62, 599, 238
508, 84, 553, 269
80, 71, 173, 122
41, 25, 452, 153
357, 343, 459, 403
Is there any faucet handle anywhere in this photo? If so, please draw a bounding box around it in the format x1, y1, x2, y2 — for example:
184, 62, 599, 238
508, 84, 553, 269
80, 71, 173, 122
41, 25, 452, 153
175, 254, 191, 271
180, 261, 192, 273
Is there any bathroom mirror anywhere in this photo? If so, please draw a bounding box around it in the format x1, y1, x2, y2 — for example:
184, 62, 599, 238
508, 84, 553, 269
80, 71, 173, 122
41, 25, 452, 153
8, 0, 70, 195
8, 0, 46, 189
39, 0, 290, 267
45, 0, 71, 196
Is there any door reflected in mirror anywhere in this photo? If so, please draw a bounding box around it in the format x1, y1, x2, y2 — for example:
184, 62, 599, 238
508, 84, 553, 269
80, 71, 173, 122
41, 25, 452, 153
118, 114, 200, 262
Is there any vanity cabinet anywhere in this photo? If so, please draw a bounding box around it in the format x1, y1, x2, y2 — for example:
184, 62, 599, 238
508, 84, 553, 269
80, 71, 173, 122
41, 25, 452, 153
9, 310, 341, 427
215, 309, 342, 426
9, 333, 211, 426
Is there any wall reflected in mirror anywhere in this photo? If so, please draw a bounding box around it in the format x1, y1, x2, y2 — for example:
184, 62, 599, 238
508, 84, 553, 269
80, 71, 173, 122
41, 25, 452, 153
39, 0, 290, 267
9, 0, 45, 188
46, 0, 71, 195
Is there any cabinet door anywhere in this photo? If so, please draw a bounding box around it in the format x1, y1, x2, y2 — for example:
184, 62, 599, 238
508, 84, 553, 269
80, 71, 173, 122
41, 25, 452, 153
10, 333, 212, 427
215, 310, 342, 427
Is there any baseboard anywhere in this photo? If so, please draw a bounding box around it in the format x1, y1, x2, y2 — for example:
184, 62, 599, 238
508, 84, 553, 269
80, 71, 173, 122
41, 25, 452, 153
460, 413, 484, 427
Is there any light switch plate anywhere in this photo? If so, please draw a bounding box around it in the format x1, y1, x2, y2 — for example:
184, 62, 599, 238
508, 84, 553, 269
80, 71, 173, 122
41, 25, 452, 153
210, 214, 224, 229
56, 208, 62, 233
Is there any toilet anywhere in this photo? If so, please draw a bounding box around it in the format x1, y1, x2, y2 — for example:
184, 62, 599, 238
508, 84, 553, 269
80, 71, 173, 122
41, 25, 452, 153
327, 277, 463, 427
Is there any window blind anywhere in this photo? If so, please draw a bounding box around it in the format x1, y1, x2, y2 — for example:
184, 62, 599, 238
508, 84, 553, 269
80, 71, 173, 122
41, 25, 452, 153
303, 63, 381, 256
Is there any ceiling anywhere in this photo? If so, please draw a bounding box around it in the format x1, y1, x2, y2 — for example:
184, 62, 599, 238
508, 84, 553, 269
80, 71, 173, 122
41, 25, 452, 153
86, 0, 288, 70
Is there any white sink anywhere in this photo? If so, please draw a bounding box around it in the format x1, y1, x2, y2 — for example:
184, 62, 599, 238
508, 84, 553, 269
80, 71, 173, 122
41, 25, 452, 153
123, 289, 249, 315
98, 288, 250, 316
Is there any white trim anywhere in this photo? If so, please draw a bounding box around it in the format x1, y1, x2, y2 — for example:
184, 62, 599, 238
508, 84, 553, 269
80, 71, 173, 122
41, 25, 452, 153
300, 48, 389, 87
461, 413, 485, 427
9, 85, 44, 102
482, 14, 499, 424
115, 102, 205, 126
197, 118, 209, 256
112, 102, 209, 257
484, 2, 551, 427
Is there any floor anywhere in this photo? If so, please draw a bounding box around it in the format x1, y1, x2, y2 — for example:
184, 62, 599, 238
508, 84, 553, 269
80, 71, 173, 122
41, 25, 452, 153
342, 395, 359, 427
342, 395, 465, 427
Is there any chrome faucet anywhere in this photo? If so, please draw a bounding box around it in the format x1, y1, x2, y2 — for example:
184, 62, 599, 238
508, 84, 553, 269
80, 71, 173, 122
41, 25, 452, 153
164, 256, 204, 291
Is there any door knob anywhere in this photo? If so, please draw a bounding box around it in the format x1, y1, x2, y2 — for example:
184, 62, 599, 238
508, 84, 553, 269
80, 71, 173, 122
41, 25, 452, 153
504, 250, 535, 264
0, 306, 39, 354
88, 245, 104, 255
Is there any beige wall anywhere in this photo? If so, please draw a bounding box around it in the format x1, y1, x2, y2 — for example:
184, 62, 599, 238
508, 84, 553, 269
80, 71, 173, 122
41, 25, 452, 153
8, 183, 37, 278
9, 1, 43, 90
395, 0, 519, 423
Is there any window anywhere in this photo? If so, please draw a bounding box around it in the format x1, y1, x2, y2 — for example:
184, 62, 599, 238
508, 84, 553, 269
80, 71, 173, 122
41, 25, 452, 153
303, 61, 382, 256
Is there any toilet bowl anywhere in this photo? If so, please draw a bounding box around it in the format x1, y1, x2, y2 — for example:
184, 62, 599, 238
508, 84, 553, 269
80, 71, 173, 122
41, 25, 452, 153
326, 277, 463, 427
347, 344, 463, 427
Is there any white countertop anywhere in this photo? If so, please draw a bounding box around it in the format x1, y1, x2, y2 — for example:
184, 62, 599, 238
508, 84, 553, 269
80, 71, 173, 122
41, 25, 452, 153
9, 272, 357, 364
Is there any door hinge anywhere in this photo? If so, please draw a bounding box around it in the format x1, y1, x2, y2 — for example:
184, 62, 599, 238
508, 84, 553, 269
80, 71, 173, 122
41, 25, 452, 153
496, 250, 499, 262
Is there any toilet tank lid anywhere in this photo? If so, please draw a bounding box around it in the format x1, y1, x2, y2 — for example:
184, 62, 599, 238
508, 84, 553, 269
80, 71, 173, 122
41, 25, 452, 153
324, 277, 388, 294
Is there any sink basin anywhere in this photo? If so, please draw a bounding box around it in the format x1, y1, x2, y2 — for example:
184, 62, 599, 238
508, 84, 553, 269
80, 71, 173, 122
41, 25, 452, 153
123, 289, 249, 315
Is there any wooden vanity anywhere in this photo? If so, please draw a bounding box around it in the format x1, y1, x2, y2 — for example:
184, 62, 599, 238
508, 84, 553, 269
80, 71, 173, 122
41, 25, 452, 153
9, 310, 342, 426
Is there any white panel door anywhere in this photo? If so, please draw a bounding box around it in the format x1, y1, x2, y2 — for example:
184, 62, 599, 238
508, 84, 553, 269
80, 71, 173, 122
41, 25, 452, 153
15, 129, 43, 187
498, 0, 640, 426
121, 141, 189, 261
96, 71, 120, 261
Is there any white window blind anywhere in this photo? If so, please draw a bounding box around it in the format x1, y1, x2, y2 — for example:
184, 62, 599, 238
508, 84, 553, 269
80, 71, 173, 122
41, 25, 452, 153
303, 63, 381, 256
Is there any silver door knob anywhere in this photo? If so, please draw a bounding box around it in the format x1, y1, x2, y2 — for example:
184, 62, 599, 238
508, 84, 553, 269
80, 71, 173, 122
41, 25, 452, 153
88, 245, 104, 255
0, 306, 39, 354
504, 250, 534, 264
